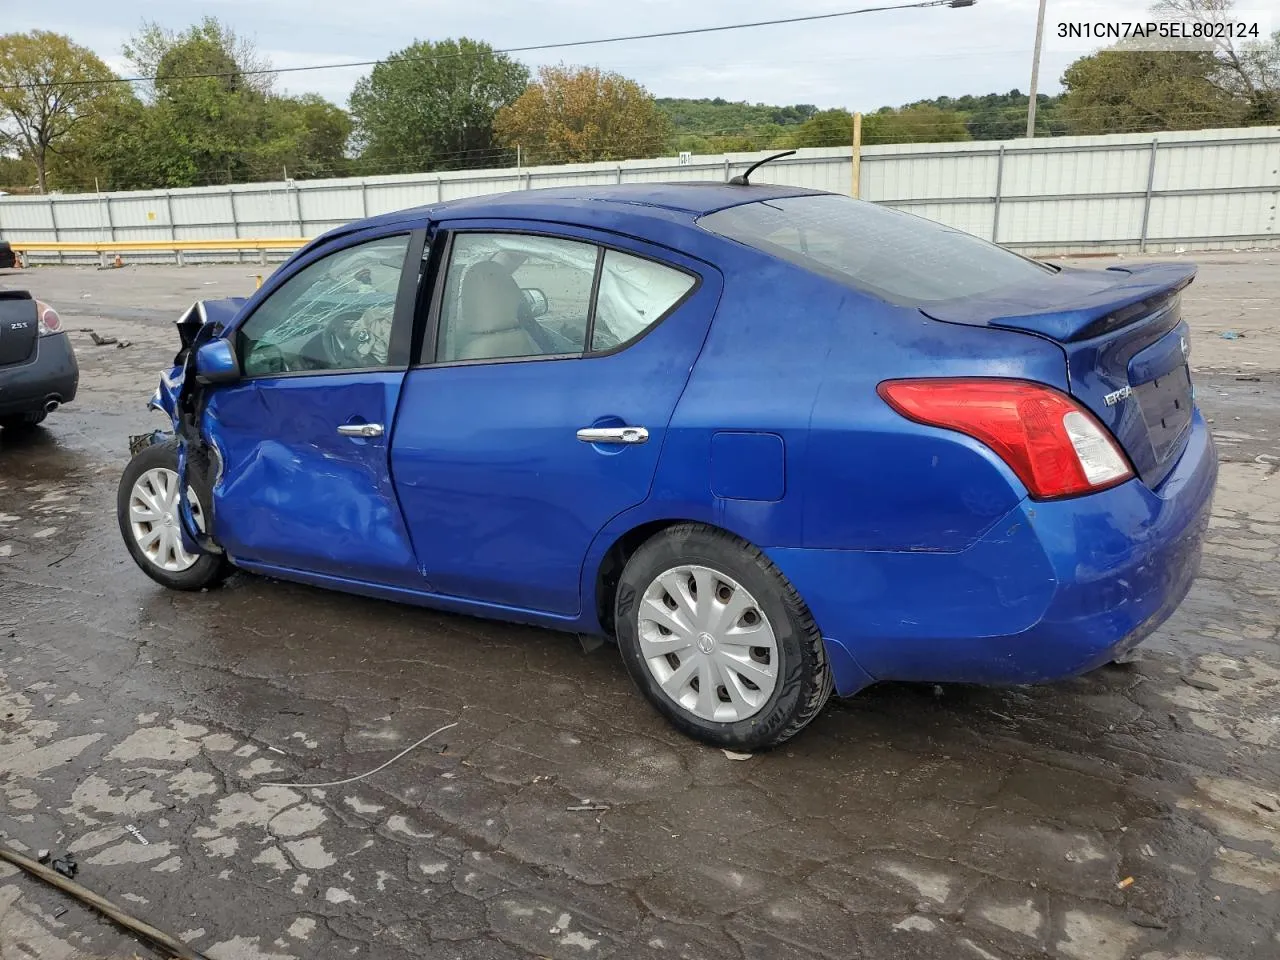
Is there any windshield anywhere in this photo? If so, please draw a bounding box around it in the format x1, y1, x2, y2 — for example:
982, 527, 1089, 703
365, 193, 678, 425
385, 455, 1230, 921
699, 194, 1054, 305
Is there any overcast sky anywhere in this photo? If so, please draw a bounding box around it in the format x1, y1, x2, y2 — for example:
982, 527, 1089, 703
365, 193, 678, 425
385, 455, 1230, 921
12, 0, 1189, 112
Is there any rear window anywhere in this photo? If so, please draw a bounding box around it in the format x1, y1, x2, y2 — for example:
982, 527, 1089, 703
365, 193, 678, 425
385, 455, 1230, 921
698, 194, 1054, 305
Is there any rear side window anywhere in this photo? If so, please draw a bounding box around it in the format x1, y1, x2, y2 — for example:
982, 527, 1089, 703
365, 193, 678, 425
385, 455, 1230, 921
699, 194, 1053, 305
591, 250, 696, 351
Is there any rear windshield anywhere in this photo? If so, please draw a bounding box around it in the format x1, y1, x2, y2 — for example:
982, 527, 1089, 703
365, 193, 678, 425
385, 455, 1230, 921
698, 194, 1054, 305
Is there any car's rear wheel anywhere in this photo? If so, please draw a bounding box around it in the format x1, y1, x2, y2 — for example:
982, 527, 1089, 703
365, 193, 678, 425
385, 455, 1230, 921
117, 440, 229, 591
614, 524, 832, 750
0, 409, 47, 432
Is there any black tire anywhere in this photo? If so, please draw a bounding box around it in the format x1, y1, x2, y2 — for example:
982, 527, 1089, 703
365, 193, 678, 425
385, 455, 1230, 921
615, 523, 833, 751
0, 409, 46, 431
117, 440, 230, 591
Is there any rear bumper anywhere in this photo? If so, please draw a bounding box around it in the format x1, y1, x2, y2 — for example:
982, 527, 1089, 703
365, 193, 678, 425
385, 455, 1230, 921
768, 411, 1218, 696
0, 332, 79, 416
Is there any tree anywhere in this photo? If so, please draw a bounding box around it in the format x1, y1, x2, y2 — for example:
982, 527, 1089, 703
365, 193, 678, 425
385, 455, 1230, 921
494, 65, 671, 164
863, 105, 971, 144
349, 39, 528, 172
1060, 48, 1244, 133
260, 95, 353, 180
107, 18, 352, 188
787, 109, 853, 148
1153, 0, 1280, 122
0, 31, 116, 192
124, 17, 274, 102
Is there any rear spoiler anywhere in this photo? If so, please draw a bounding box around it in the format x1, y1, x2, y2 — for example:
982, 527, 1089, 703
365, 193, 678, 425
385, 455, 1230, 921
922, 263, 1196, 343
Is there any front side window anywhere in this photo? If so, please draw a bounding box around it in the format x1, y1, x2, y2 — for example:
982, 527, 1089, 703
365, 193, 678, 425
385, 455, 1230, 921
239, 234, 409, 376
591, 250, 696, 351
435, 233, 597, 362
699, 194, 1054, 305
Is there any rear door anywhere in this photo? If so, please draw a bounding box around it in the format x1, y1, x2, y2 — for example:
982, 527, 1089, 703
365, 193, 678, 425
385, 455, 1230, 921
203, 227, 428, 585
390, 221, 721, 615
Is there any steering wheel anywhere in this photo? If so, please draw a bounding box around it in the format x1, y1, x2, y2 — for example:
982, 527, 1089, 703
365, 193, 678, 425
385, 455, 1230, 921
319, 310, 368, 367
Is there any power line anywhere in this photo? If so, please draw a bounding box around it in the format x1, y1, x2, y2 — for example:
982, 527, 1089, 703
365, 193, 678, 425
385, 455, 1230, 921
3, 1, 973, 92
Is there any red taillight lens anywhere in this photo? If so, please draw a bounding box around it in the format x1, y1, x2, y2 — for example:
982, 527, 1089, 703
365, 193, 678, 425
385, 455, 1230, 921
877, 378, 1134, 499
34, 300, 61, 336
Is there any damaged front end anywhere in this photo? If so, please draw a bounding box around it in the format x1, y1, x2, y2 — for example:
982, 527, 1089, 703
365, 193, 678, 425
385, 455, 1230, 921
130, 297, 247, 558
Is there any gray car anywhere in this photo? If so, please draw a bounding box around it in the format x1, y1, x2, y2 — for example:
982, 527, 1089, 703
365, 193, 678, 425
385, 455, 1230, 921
0, 291, 78, 431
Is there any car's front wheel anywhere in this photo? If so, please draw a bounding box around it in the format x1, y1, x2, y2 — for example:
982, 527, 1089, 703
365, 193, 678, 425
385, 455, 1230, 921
614, 524, 832, 751
117, 440, 229, 591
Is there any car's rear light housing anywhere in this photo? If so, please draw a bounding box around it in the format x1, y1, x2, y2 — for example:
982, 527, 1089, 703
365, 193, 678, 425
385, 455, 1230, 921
35, 300, 62, 336
877, 378, 1134, 500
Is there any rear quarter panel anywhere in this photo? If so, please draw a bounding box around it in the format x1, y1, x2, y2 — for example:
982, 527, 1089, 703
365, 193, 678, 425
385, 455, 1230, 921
653, 245, 1071, 555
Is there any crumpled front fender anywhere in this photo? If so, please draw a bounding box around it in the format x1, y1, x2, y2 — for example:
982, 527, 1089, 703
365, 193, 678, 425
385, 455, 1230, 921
143, 297, 246, 557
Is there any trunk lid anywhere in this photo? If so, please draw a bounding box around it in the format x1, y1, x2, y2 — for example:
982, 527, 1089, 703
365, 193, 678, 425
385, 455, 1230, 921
922, 263, 1197, 490
0, 291, 39, 367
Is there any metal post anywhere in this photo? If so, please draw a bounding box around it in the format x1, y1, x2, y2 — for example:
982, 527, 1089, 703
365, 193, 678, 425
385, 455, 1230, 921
164, 191, 176, 241
360, 180, 369, 218
724, 157, 731, 181
1138, 138, 1159, 253
292, 183, 303, 236
616, 165, 623, 185
1026, 0, 1048, 138
48, 198, 60, 264
228, 187, 241, 263
991, 144, 1006, 243
436, 177, 444, 203
104, 194, 115, 242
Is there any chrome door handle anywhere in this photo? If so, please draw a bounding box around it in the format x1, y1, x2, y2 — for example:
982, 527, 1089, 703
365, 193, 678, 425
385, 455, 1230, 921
577, 426, 649, 445
337, 423, 384, 438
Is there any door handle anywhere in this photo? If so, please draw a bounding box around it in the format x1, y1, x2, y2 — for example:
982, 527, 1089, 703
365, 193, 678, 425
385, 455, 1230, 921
577, 426, 649, 445
338, 423, 384, 438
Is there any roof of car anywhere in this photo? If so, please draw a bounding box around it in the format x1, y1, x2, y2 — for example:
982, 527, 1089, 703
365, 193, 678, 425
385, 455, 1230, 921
356, 182, 829, 232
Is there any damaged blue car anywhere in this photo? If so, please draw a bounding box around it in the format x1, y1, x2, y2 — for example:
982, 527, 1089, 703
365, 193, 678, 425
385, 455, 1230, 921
117, 179, 1217, 750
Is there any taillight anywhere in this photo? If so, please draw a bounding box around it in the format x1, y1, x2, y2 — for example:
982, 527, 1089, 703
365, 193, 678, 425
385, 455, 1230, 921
877, 378, 1133, 500
34, 300, 61, 336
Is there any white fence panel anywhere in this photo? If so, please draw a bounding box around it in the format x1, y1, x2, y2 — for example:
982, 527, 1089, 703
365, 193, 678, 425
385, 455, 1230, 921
3, 126, 1278, 259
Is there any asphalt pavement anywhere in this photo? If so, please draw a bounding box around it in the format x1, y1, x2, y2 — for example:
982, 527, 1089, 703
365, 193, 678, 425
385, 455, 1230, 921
1, 254, 1278, 960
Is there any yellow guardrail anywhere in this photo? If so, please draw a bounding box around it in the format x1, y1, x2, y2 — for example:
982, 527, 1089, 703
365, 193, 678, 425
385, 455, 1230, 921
11, 237, 311, 266
12, 238, 309, 252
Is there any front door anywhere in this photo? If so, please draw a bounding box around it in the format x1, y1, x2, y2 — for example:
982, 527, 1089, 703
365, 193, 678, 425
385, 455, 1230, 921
204, 228, 426, 585
391, 224, 722, 616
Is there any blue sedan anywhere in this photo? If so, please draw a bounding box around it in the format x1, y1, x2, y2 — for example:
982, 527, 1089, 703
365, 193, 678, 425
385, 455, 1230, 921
116, 181, 1217, 750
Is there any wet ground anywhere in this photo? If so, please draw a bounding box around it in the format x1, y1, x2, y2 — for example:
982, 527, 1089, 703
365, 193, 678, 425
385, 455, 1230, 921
1, 255, 1278, 960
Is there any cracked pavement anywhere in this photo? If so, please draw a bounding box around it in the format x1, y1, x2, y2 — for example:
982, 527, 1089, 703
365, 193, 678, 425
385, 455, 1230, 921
1, 254, 1278, 960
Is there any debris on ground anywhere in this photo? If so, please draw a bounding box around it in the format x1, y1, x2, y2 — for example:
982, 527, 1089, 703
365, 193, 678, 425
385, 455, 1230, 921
124, 825, 149, 846
566, 802, 610, 812
36, 849, 50, 864
50, 854, 78, 878
116, 339, 132, 349
88, 332, 118, 346
1117, 876, 1135, 890
1219, 330, 1243, 339
1181, 675, 1221, 692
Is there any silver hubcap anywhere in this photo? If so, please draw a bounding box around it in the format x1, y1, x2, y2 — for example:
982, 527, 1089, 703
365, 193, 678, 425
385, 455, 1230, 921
129, 468, 203, 573
638, 564, 779, 723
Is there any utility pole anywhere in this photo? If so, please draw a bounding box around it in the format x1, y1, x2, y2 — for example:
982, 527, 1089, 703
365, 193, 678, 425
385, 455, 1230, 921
1026, 0, 1048, 138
